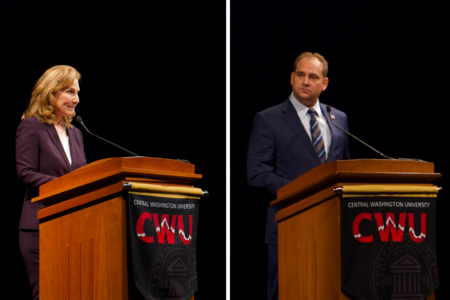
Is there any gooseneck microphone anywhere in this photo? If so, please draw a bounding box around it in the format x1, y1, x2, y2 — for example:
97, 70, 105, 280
326, 106, 395, 160
75, 116, 140, 156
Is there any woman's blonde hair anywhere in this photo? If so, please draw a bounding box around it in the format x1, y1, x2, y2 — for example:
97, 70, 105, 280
22, 65, 81, 128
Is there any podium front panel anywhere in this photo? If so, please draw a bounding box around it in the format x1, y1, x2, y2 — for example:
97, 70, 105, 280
278, 193, 348, 299
40, 195, 128, 300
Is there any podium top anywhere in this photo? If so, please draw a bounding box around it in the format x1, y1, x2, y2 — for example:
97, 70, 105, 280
33, 157, 201, 205
272, 159, 440, 207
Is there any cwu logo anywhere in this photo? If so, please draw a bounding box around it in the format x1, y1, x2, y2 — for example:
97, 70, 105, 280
353, 212, 426, 243
136, 213, 193, 244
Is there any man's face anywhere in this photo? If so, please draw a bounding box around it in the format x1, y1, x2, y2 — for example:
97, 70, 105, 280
290, 57, 329, 107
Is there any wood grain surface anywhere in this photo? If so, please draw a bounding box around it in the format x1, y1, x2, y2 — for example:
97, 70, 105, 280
273, 159, 440, 207
40, 195, 127, 299
34, 157, 201, 205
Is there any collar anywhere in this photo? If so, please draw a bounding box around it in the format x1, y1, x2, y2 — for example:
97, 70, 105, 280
289, 93, 323, 118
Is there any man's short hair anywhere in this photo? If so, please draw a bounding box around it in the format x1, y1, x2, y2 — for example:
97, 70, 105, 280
293, 52, 328, 78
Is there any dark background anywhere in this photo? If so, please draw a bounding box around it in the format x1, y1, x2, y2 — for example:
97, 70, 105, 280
232, 0, 448, 299
0, 1, 225, 299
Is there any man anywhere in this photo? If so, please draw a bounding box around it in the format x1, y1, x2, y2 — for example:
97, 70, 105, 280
247, 52, 350, 300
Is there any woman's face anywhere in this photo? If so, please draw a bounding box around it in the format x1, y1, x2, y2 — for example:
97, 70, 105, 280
54, 79, 80, 122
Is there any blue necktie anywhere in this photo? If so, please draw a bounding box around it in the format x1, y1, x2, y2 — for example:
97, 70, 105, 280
308, 108, 326, 163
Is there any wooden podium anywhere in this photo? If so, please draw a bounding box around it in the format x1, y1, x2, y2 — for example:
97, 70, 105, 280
33, 157, 201, 300
272, 159, 440, 300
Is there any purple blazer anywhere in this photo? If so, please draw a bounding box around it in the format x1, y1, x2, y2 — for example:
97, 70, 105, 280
16, 116, 87, 230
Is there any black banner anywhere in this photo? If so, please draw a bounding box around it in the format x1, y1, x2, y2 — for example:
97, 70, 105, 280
341, 196, 438, 299
128, 192, 199, 300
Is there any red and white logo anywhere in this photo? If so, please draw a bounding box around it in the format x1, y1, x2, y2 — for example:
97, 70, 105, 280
136, 213, 193, 244
353, 212, 426, 243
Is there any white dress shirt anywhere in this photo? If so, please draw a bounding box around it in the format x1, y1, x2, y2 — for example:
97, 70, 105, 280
59, 135, 72, 165
289, 94, 332, 159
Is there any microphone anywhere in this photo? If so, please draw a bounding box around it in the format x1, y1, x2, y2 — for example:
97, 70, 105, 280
325, 106, 395, 160
76, 116, 191, 163
75, 116, 140, 156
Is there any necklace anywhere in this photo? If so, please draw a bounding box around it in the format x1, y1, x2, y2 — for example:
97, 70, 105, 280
55, 124, 66, 135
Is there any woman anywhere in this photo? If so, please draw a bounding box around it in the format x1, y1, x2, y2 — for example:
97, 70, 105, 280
16, 65, 87, 300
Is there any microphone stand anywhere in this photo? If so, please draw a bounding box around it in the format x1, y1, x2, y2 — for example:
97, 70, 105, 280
76, 116, 191, 163
76, 116, 139, 156
326, 106, 395, 160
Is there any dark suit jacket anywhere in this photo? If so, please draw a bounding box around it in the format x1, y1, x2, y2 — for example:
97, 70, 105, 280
247, 99, 350, 244
16, 116, 87, 230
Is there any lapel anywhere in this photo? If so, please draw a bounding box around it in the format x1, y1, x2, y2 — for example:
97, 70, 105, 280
282, 99, 322, 165
320, 103, 338, 162
46, 124, 72, 171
